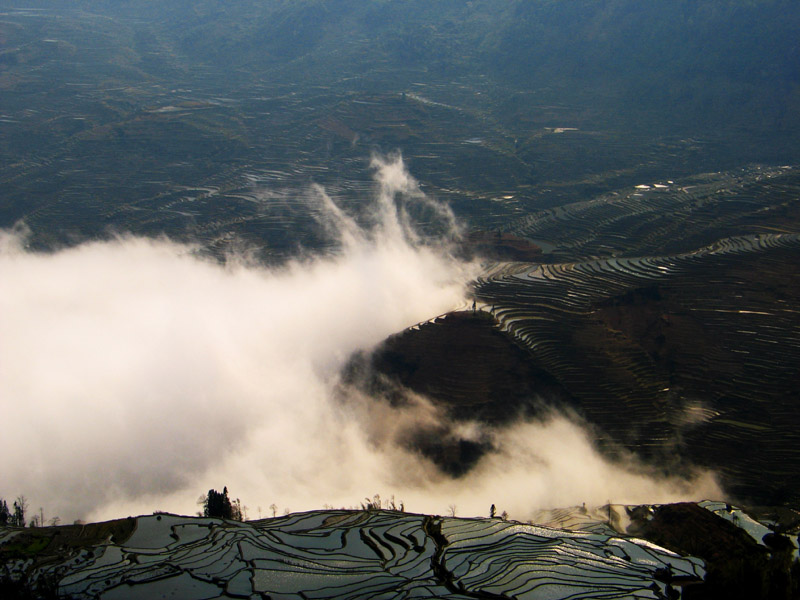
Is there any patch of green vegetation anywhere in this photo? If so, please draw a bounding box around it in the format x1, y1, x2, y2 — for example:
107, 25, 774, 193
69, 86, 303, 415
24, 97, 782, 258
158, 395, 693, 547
0, 533, 52, 559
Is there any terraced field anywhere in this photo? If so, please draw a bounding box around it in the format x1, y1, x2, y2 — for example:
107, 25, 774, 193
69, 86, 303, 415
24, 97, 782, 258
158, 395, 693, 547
0, 509, 708, 599
472, 229, 800, 504
503, 165, 800, 262
6, 6, 796, 263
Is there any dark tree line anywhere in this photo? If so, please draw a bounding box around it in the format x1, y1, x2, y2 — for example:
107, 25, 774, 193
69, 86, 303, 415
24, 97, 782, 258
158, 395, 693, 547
201, 487, 243, 521
0, 496, 27, 527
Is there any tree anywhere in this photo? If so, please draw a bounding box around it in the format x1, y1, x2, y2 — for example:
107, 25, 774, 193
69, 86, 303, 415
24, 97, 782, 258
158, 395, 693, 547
29, 507, 46, 528
269, 503, 277, 518
448, 504, 457, 517
201, 487, 243, 520
490, 504, 496, 518
0, 500, 10, 525
231, 498, 244, 521
12, 496, 27, 528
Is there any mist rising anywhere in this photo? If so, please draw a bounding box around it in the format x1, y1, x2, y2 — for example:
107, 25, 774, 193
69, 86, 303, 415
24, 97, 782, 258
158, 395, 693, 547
0, 157, 720, 523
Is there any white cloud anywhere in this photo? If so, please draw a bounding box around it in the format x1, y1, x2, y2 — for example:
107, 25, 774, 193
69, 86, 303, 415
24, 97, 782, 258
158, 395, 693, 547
0, 156, 721, 524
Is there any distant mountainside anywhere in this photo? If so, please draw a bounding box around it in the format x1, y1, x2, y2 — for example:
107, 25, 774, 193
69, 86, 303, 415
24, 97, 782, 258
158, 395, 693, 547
1, 502, 797, 599
1, 1, 799, 254
34, 0, 798, 137
79, 0, 800, 131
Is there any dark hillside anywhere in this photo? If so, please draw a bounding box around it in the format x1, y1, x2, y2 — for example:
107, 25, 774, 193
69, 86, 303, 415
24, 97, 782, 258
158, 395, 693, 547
349, 310, 570, 424
345, 310, 573, 474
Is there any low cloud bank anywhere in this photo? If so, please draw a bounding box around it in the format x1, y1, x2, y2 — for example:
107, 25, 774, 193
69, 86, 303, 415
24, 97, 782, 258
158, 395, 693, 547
0, 156, 720, 523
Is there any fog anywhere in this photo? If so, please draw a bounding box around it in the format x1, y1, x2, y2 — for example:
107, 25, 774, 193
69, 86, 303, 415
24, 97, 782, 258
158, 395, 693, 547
0, 157, 721, 524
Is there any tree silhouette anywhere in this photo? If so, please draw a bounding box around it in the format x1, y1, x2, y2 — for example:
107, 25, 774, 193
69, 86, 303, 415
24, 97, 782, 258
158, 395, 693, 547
202, 487, 242, 520
12, 496, 27, 527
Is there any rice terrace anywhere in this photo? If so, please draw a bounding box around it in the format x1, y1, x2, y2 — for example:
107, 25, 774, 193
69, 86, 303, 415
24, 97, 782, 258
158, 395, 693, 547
2, 1, 800, 598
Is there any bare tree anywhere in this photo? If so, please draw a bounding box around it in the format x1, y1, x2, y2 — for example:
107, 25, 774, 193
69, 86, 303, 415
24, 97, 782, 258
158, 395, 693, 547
13, 495, 28, 527
231, 498, 243, 521
270, 503, 277, 518
448, 504, 457, 517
